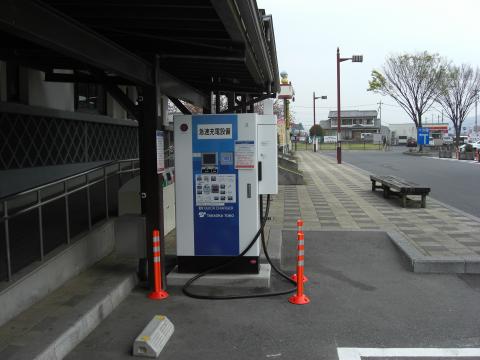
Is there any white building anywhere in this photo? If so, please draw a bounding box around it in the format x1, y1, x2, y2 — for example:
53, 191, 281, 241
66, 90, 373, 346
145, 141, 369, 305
388, 123, 417, 144
388, 122, 450, 145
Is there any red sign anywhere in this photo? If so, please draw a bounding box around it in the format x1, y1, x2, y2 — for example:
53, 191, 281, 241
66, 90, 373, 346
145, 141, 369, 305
424, 125, 448, 131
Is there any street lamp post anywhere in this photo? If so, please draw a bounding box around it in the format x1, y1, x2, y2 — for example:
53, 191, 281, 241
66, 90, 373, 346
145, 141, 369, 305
313, 92, 327, 152
336, 47, 363, 164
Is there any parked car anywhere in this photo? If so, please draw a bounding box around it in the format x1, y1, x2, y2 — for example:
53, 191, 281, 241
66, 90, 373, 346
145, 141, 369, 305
406, 138, 417, 147
472, 141, 480, 150
459, 143, 474, 153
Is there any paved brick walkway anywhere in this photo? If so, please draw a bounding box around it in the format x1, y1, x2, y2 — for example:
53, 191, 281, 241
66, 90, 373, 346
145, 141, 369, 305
269, 151, 480, 260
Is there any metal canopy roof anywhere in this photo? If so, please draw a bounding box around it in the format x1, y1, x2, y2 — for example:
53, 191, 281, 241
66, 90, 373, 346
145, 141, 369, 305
0, 0, 279, 102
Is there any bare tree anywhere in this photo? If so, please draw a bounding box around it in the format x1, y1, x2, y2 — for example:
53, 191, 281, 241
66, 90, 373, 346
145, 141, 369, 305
368, 52, 446, 149
436, 64, 480, 148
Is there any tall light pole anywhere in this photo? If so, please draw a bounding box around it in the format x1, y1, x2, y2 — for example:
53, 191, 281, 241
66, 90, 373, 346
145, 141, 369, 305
336, 47, 363, 164
313, 92, 327, 152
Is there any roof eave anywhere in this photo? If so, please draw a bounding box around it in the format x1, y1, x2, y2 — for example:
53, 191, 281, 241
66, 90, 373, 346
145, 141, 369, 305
211, 0, 277, 94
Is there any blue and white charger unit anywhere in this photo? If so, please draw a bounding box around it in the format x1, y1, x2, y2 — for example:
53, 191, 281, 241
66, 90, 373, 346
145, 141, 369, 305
174, 114, 278, 274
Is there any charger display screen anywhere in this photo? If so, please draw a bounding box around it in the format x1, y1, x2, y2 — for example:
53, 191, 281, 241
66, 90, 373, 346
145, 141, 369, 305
202, 153, 217, 166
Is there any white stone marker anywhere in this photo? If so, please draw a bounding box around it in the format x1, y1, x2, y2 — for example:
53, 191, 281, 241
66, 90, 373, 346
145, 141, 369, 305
133, 315, 174, 358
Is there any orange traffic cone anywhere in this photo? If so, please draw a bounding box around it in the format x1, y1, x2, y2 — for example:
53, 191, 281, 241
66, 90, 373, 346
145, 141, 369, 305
289, 220, 310, 305
148, 230, 169, 300
291, 219, 308, 283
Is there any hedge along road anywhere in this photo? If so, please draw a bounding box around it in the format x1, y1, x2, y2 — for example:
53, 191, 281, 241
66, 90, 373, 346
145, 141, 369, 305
321, 148, 480, 218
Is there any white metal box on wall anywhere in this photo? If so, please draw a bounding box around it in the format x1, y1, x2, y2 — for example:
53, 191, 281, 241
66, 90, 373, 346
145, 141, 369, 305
257, 115, 278, 195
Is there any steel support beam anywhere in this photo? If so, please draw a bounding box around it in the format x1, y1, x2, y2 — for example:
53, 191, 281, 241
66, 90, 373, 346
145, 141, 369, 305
0, 0, 153, 86
241, 95, 247, 113
203, 93, 212, 114
221, 93, 275, 114
227, 92, 235, 110
157, 67, 207, 109
168, 97, 191, 115
215, 91, 221, 113
103, 82, 140, 120
45, 71, 134, 85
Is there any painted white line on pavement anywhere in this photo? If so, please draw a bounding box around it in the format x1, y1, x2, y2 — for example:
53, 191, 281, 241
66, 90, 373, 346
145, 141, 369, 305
428, 156, 480, 165
337, 347, 480, 359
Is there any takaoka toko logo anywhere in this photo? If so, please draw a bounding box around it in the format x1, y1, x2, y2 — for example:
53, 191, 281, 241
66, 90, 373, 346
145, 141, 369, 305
198, 211, 206, 218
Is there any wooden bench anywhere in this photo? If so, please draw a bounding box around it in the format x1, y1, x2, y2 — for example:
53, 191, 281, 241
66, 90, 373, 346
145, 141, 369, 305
370, 175, 431, 208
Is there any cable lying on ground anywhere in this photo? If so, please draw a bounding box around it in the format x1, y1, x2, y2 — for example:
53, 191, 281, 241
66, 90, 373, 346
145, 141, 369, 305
182, 194, 297, 300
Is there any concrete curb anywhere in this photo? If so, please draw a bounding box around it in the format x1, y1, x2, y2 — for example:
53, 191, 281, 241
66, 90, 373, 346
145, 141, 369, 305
167, 264, 271, 288
36, 272, 138, 360
264, 226, 282, 261
388, 230, 480, 274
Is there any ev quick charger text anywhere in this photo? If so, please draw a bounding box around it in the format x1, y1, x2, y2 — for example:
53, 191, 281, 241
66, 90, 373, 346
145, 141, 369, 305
192, 115, 245, 256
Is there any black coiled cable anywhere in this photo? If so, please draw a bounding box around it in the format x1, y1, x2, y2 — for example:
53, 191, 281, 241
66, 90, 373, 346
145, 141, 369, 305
182, 194, 297, 299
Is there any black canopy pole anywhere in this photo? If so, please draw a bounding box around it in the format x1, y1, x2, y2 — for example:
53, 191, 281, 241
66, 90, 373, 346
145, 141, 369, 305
139, 55, 165, 290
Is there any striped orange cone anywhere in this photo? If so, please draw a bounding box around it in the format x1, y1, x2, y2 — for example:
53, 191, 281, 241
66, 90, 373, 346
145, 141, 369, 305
148, 230, 169, 300
289, 219, 310, 305
291, 219, 308, 283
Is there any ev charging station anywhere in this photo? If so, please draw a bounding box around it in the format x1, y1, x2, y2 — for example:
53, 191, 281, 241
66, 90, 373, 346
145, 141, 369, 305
174, 113, 278, 274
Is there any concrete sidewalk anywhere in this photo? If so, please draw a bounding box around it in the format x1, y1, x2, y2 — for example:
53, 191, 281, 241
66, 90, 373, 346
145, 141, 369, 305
269, 151, 480, 273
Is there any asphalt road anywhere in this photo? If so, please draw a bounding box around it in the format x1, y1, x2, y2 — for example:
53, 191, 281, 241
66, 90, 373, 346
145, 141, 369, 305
322, 148, 480, 218
67, 231, 480, 360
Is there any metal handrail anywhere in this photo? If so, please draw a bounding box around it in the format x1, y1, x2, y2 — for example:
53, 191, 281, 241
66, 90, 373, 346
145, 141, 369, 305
1, 158, 140, 282
0, 158, 139, 203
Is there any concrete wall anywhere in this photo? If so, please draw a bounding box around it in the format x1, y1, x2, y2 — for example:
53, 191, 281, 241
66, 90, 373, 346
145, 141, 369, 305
0, 220, 116, 327
106, 85, 127, 119
27, 69, 75, 112
0, 64, 135, 120
118, 175, 176, 236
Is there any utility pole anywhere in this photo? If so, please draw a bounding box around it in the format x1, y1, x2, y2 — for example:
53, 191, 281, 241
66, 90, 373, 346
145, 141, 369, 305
377, 100, 382, 124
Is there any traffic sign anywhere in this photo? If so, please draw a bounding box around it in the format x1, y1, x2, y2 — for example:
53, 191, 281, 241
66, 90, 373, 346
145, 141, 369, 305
417, 127, 430, 145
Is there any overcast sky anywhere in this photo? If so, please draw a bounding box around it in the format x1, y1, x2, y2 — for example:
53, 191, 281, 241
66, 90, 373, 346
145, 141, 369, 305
257, 0, 480, 129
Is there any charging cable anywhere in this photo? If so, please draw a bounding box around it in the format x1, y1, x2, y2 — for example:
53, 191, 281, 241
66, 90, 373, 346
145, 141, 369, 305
182, 194, 297, 299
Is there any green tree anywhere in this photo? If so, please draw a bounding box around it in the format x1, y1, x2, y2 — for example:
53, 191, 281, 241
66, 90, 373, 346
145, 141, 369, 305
309, 124, 323, 137
368, 52, 446, 150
